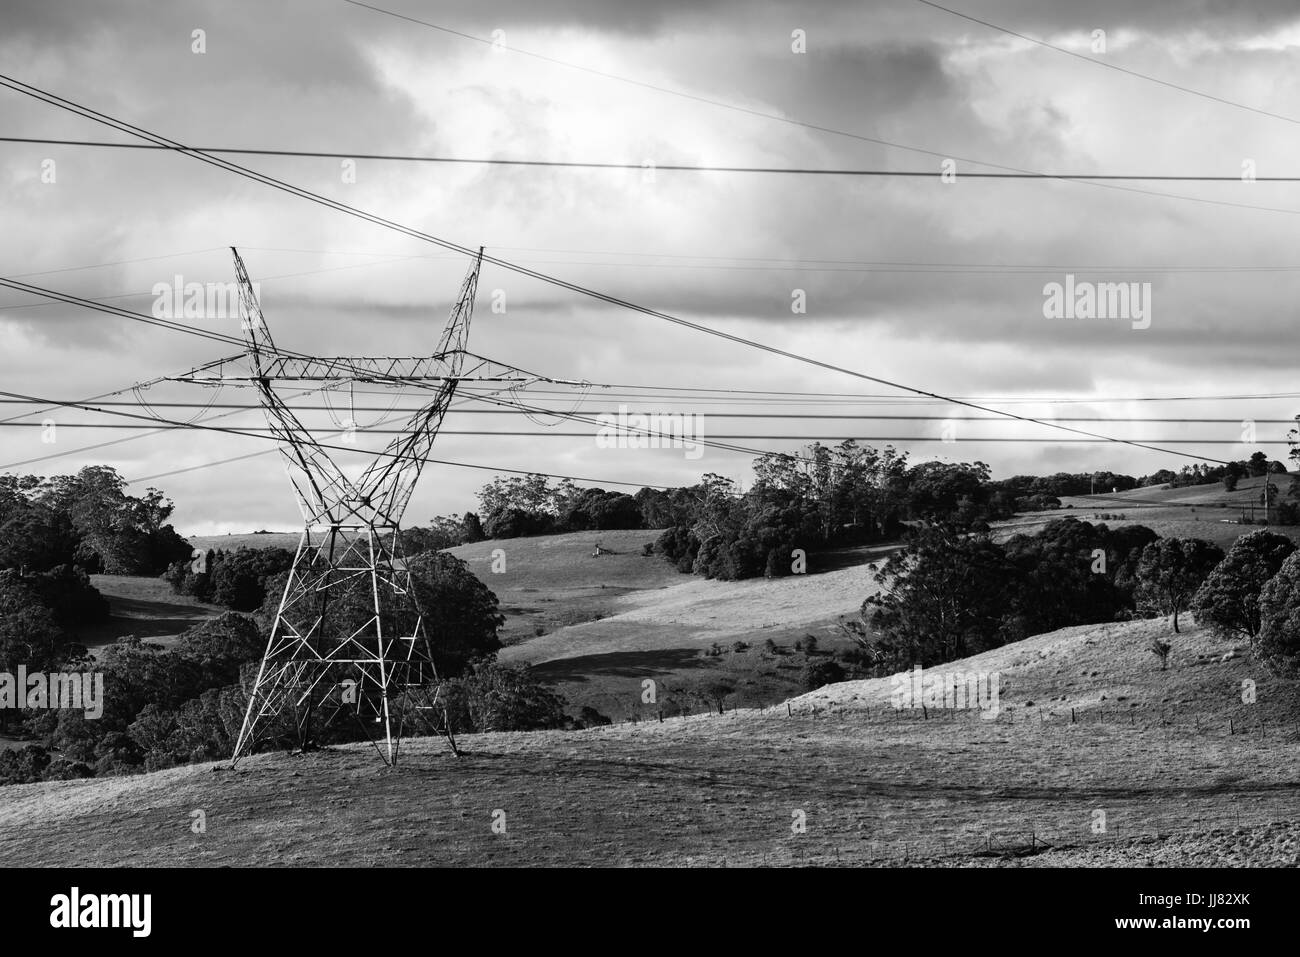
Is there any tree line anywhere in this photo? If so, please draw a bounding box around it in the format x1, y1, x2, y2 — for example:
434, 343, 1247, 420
841, 520, 1300, 680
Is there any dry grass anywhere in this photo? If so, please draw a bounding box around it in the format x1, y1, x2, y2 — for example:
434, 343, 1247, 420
3, 617, 1295, 867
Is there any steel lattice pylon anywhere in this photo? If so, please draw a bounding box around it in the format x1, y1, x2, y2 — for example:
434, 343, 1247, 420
165, 246, 524, 766
234, 245, 485, 766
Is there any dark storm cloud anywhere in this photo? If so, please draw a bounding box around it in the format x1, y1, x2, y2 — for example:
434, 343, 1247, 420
746, 41, 959, 135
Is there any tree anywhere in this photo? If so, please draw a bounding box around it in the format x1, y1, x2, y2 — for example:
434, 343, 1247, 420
210, 548, 295, 611
905, 461, 993, 525
0, 501, 79, 572
1223, 473, 1239, 492
1248, 451, 1270, 477
257, 550, 504, 680
28, 466, 189, 574
1134, 538, 1225, 633
483, 507, 552, 540
28, 564, 109, 627
1259, 480, 1280, 524
460, 512, 485, 543
1257, 550, 1300, 677
1002, 519, 1156, 632
0, 564, 105, 737
1140, 469, 1178, 488
1190, 530, 1296, 641
406, 551, 505, 676
863, 524, 1022, 667
563, 489, 641, 531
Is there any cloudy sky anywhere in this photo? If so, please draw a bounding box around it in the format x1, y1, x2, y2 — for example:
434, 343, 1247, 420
3, 0, 1300, 533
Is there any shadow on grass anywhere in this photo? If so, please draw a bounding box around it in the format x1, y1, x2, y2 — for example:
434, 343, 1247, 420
808, 543, 901, 574
531, 648, 710, 683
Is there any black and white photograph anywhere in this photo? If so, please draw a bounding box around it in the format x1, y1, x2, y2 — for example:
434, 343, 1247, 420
0, 0, 1294, 932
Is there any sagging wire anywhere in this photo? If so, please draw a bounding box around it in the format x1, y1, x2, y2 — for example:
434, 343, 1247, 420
508, 378, 594, 427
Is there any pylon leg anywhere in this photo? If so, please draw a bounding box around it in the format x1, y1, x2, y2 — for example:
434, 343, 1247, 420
231, 523, 447, 767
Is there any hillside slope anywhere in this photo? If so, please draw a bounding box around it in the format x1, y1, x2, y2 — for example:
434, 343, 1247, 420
3, 616, 1295, 867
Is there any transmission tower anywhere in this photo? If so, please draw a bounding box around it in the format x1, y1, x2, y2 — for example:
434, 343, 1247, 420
166, 247, 577, 766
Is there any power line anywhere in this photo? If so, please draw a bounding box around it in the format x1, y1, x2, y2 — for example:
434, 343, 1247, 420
0, 378, 1172, 498
7, 135, 1300, 182
0, 387, 672, 491
0, 423, 1288, 443
8, 247, 225, 280
0, 399, 1294, 424
247, 243, 1300, 276
913, 0, 1300, 127
0, 73, 1231, 466
125, 446, 671, 490
0, 276, 257, 350
0, 379, 520, 471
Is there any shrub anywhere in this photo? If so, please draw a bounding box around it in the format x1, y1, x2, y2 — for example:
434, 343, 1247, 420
803, 658, 846, 690
1148, 637, 1172, 670
577, 705, 612, 728
438, 660, 566, 733
26, 564, 109, 627
0, 745, 52, 785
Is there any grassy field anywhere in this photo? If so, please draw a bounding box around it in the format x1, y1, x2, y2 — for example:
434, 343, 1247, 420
989, 474, 1300, 550
446, 530, 897, 718
446, 529, 678, 646
73, 575, 219, 650
188, 531, 301, 553
1, 617, 1294, 867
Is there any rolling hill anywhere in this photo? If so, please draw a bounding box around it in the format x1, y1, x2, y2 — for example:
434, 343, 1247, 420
2, 615, 1295, 867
